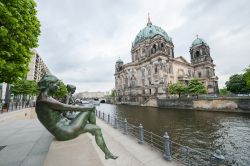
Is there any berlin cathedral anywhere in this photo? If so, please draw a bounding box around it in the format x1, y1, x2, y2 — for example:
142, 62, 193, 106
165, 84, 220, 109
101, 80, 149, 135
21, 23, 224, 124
114, 16, 218, 103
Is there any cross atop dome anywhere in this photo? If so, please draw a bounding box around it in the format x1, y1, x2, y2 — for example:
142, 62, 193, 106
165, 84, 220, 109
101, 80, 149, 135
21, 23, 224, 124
147, 13, 152, 26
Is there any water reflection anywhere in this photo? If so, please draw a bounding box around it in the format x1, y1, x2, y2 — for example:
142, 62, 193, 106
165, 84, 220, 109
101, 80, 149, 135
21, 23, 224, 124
96, 104, 250, 165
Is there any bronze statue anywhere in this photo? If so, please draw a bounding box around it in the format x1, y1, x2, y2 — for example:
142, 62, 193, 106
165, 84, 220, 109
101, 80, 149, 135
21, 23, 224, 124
65, 84, 76, 104
36, 74, 118, 159
63, 84, 78, 120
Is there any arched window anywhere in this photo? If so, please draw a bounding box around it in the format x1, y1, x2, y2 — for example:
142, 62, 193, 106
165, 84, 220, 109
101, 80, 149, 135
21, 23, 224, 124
125, 77, 128, 87
151, 44, 157, 54
198, 72, 202, 78
161, 43, 164, 51
141, 69, 145, 77
155, 65, 158, 74
195, 51, 200, 57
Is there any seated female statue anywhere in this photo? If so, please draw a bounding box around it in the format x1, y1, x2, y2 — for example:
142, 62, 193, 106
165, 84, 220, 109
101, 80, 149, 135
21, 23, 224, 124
36, 74, 117, 159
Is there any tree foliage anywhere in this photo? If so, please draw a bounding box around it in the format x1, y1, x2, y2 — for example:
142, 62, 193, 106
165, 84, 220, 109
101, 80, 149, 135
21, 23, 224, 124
243, 66, 250, 90
110, 89, 116, 98
219, 87, 230, 96
168, 81, 187, 98
188, 79, 207, 97
0, 0, 41, 83
53, 81, 68, 101
12, 79, 38, 96
225, 74, 249, 94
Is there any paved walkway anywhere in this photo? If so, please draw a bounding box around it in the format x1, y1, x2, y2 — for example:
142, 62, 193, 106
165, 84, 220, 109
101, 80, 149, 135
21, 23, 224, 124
0, 119, 53, 166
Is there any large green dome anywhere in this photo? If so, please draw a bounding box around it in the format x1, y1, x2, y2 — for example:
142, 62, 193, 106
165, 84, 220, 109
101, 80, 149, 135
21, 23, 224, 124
133, 20, 172, 46
191, 37, 207, 47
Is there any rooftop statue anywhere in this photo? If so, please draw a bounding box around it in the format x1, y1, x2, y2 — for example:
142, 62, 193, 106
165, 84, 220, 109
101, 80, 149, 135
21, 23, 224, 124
36, 74, 118, 159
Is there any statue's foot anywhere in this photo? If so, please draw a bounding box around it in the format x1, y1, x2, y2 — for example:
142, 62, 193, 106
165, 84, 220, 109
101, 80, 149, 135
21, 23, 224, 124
105, 153, 118, 160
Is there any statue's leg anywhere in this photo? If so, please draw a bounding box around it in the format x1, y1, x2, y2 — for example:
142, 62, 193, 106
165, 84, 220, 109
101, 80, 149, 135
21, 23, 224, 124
55, 112, 91, 141
88, 111, 96, 124
83, 124, 118, 160
69, 111, 90, 131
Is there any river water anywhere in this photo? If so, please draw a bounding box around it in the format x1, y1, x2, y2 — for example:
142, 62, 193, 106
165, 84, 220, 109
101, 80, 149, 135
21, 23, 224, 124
96, 104, 250, 165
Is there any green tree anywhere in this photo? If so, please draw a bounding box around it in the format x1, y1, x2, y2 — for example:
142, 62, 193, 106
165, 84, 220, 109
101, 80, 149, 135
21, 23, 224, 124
111, 89, 116, 98
12, 79, 38, 100
188, 79, 207, 98
243, 65, 250, 90
0, 0, 41, 83
54, 81, 68, 101
225, 74, 248, 94
219, 87, 230, 96
168, 81, 188, 98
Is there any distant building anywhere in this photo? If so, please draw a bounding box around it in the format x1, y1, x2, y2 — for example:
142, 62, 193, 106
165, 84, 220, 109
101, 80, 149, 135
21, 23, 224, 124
75, 91, 109, 99
26, 49, 51, 82
114, 16, 218, 103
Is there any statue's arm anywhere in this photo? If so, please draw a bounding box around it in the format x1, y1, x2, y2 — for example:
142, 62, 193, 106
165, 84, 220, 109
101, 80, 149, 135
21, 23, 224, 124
40, 99, 95, 112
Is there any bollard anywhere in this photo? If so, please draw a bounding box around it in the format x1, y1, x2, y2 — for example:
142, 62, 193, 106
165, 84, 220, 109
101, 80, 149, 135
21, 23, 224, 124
98, 110, 100, 118
185, 146, 190, 166
213, 149, 225, 166
114, 117, 118, 129
95, 109, 97, 116
163, 132, 172, 161
108, 114, 110, 124
138, 124, 144, 144
102, 112, 105, 121
123, 118, 128, 135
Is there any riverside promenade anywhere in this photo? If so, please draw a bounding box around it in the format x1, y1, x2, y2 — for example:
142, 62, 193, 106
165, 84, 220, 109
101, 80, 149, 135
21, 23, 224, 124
0, 108, 178, 166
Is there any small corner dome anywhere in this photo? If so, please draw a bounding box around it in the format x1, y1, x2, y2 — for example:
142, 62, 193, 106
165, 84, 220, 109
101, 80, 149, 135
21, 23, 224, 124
116, 57, 123, 64
133, 17, 172, 46
191, 37, 207, 47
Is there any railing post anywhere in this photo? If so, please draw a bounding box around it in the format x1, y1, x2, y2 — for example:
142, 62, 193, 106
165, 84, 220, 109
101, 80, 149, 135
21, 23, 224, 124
11, 102, 14, 111
114, 117, 118, 129
138, 124, 144, 144
102, 112, 105, 121
185, 146, 190, 166
213, 149, 225, 166
163, 132, 172, 161
123, 118, 127, 135
108, 114, 110, 124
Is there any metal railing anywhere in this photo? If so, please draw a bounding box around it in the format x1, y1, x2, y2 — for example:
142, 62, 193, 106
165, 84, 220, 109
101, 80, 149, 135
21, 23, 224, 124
0, 100, 36, 113
96, 110, 226, 166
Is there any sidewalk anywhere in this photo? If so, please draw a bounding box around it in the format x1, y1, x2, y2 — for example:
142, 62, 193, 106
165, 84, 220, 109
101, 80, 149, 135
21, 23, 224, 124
0, 119, 53, 166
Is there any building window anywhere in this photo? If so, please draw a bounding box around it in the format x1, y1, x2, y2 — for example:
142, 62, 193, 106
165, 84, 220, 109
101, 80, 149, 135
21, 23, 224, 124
198, 72, 202, 78
160, 43, 164, 51
142, 79, 145, 86
195, 51, 200, 57
155, 66, 158, 74
142, 69, 145, 77
151, 44, 157, 54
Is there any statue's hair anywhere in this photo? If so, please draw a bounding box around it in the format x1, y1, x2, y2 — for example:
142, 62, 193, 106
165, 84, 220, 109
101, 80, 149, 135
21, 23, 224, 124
66, 84, 76, 93
38, 74, 59, 91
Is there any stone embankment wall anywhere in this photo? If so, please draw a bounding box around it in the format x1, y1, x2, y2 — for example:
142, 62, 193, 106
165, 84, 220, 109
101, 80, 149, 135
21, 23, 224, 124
143, 98, 250, 112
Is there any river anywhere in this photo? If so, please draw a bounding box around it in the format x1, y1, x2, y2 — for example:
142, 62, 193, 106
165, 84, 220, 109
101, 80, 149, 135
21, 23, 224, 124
96, 103, 250, 165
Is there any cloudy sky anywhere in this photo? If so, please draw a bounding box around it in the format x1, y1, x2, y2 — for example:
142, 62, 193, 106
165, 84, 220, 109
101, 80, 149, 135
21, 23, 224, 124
36, 0, 250, 93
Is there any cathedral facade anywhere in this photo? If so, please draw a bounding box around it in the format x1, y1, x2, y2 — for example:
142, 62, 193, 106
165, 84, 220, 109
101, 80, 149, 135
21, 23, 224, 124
114, 17, 218, 103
